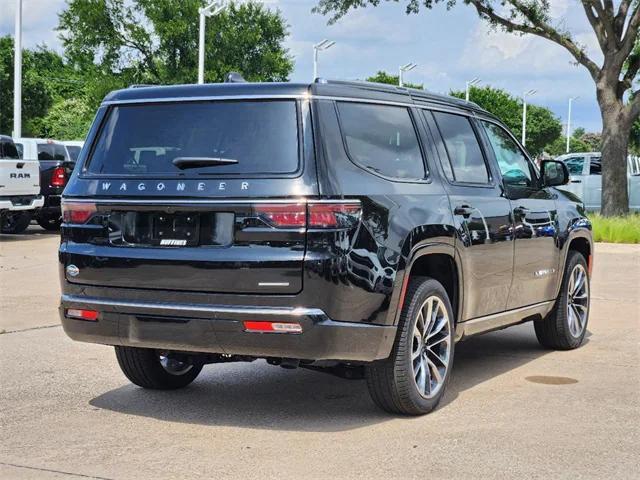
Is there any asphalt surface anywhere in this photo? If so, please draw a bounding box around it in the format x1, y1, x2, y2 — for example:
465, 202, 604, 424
1, 226, 639, 479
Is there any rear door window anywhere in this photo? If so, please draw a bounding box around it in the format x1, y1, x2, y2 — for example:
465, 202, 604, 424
432, 112, 490, 184
37, 143, 67, 161
86, 100, 299, 176
563, 156, 586, 175
336, 102, 425, 180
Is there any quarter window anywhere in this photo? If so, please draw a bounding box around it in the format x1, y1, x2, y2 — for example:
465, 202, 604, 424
482, 121, 535, 187
433, 112, 489, 184
337, 102, 425, 180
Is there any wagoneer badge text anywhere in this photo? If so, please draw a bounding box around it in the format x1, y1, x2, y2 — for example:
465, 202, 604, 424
99, 181, 250, 193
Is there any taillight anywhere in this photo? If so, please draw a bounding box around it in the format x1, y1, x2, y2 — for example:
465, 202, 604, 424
308, 202, 361, 229
51, 166, 66, 187
62, 202, 97, 224
254, 203, 306, 228
66, 308, 99, 321
253, 201, 361, 230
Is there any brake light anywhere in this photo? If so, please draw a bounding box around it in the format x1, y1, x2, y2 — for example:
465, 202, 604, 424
308, 202, 361, 228
243, 321, 302, 333
51, 166, 66, 187
254, 203, 306, 228
66, 308, 99, 321
62, 202, 97, 224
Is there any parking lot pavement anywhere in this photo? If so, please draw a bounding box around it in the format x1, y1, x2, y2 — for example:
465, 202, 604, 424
1, 228, 638, 480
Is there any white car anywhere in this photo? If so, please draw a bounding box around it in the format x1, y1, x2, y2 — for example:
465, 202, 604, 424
0, 135, 43, 233
62, 140, 84, 162
556, 152, 640, 211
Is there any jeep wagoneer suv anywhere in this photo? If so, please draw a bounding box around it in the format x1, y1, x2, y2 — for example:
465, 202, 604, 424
59, 79, 592, 415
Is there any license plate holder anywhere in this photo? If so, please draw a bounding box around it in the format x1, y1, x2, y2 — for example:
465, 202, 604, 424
153, 213, 200, 246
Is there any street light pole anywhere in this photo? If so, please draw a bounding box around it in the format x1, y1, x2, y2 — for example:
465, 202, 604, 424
465, 77, 481, 102
521, 89, 537, 146
566, 96, 579, 153
313, 39, 335, 80
399, 62, 417, 87
198, 1, 225, 84
13, 0, 22, 138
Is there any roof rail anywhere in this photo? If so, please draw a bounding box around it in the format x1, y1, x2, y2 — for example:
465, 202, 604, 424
128, 84, 156, 89
224, 72, 246, 83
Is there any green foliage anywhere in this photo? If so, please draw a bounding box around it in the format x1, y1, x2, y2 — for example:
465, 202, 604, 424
37, 98, 94, 140
589, 214, 640, 244
58, 0, 294, 85
545, 136, 591, 157
631, 119, 640, 156
366, 70, 423, 89
450, 85, 562, 156
580, 132, 602, 151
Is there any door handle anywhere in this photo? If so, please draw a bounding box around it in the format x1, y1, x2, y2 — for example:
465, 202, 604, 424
514, 206, 530, 216
571, 179, 582, 183
454, 205, 473, 218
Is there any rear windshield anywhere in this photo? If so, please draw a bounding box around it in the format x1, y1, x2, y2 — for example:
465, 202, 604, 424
86, 100, 299, 176
66, 145, 81, 161
38, 143, 68, 161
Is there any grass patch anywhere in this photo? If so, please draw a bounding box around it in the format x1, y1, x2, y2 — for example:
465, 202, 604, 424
589, 214, 640, 243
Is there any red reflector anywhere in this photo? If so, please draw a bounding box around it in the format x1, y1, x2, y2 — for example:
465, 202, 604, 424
243, 321, 302, 334
51, 166, 66, 187
66, 308, 99, 321
254, 203, 306, 228
308, 202, 361, 228
62, 202, 97, 224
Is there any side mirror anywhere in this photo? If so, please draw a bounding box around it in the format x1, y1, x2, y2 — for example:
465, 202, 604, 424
541, 160, 569, 187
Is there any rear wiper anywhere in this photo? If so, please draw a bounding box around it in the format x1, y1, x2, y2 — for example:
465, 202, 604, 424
172, 157, 239, 170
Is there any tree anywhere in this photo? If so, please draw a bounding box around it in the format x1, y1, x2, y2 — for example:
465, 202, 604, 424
545, 136, 591, 157
315, 1, 640, 216
581, 131, 603, 151
632, 119, 640, 155
367, 70, 424, 89
450, 85, 562, 156
58, 0, 294, 86
37, 98, 94, 140
0, 36, 53, 136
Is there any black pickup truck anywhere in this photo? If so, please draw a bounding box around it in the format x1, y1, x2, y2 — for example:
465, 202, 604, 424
15, 138, 75, 230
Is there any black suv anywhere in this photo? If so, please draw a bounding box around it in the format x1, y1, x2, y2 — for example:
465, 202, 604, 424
59, 80, 593, 415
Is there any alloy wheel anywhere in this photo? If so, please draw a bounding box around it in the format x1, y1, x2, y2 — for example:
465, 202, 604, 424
411, 295, 452, 399
567, 264, 589, 337
158, 352, 194, 376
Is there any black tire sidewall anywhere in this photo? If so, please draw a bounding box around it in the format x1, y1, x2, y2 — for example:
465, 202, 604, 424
559, 252, 590, 347
1, 211, 32, 234
396, 278, 455, 413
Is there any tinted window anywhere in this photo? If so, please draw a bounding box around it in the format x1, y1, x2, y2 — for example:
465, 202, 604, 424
589, 158, 601, 175
433, 112, 489, 183
482, 121, 534, 187
66, 145, 81, 161
337, 102, 425, 180
37, 143, 67, 161
15, 143, 23, 159
87, 101, 299, 175
564, 156, 585, 175
0, 140, 20, 159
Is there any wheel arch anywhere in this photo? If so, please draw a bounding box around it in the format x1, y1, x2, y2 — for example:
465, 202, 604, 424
555, 228, 594, 298
391, 243, 463, 327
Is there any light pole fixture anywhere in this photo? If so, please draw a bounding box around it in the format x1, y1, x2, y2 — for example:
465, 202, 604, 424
399, 63, 417, 87
566, 96, 580, 153
521, 89, 537, 146
198, 1, 226, 84
465, 77, 481, 102
13, 0, 22, 138
313, 39, 335, 80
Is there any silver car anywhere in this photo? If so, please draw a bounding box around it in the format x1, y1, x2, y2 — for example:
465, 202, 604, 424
556, 152, 640, 211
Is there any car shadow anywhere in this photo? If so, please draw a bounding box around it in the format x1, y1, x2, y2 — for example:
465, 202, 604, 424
90, 323, 589, 433
0, 225, 59, 242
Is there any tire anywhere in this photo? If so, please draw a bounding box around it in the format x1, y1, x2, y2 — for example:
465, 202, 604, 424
366, 276, 455, 415
114, 346, 203, 389
534, 251, 590, 350
1, 211, 32, 234
36, 212, 62, 230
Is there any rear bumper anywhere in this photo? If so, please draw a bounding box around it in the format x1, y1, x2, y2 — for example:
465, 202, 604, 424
59, 295, 396, 362
0, 195, 44, 211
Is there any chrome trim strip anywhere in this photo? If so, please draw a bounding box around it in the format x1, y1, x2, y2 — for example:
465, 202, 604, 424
258, 282, 290, 287
457, 301, 553, 339
61, 198, 362, 205
102, 94, 308, 106
61, 294, 325, 317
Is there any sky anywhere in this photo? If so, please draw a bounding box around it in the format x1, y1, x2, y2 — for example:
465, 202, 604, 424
0, 0, 604, 132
